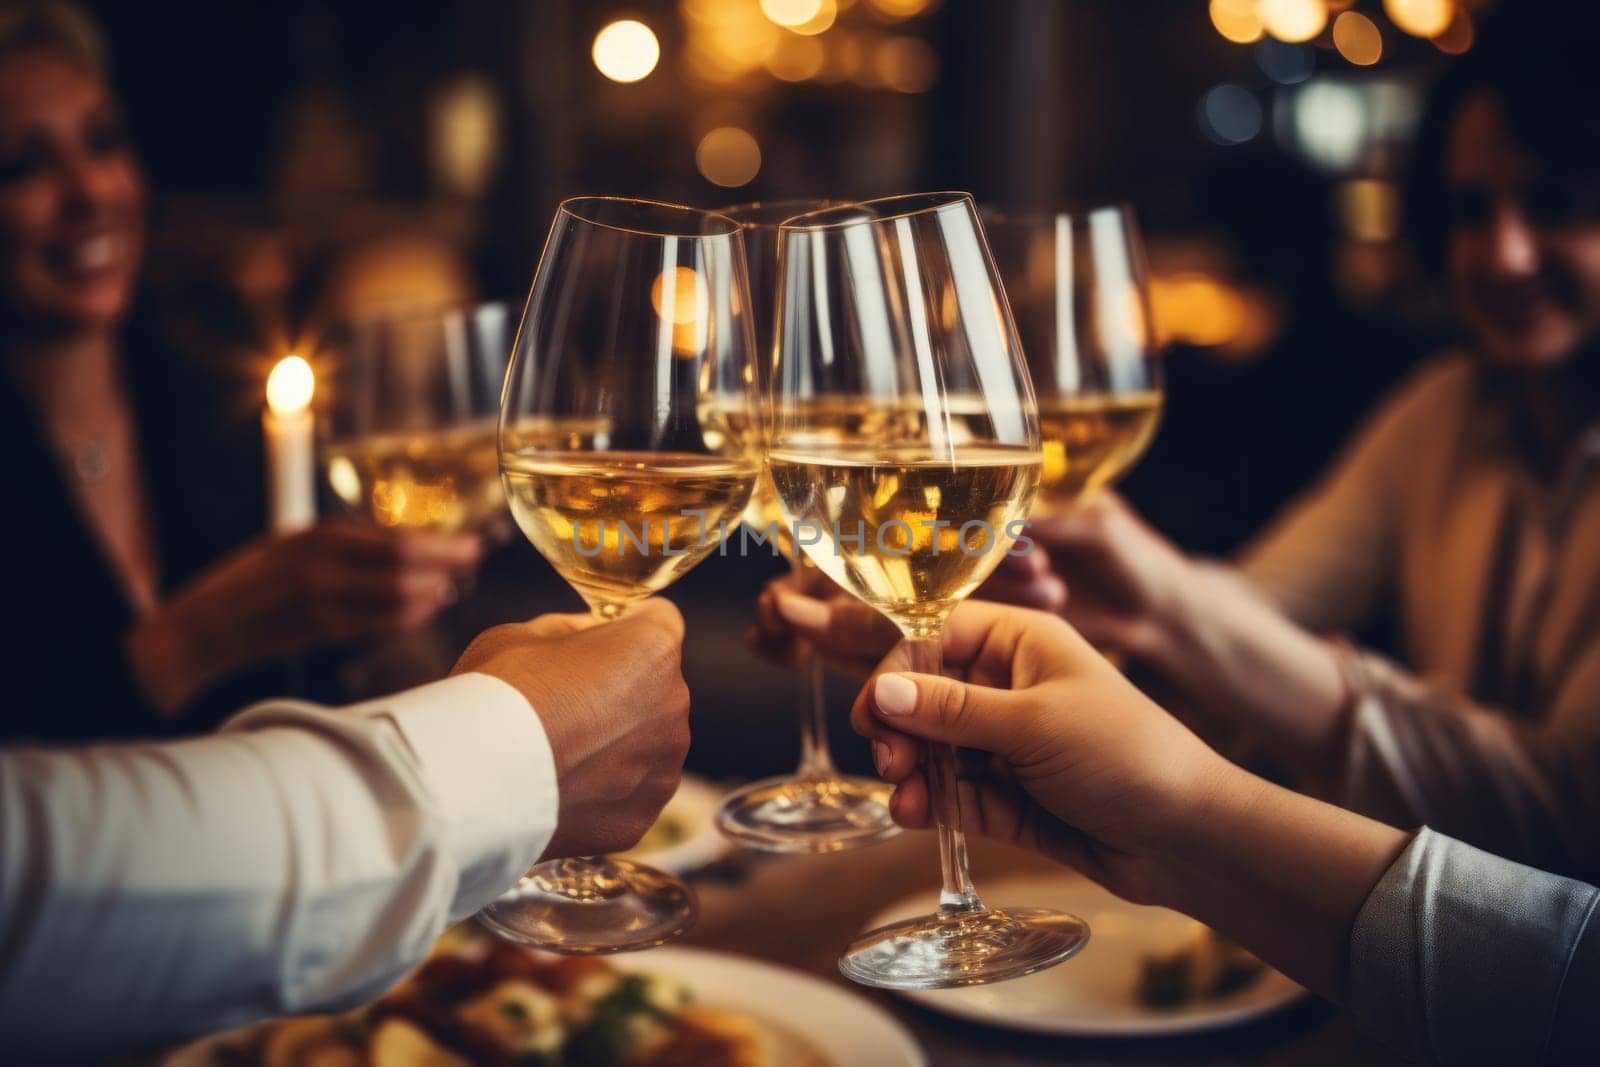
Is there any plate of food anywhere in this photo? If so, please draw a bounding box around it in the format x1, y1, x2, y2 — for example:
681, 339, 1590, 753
865, 874, 1304, 1037
167, 924, 923, 1066
621, 774, 728, 876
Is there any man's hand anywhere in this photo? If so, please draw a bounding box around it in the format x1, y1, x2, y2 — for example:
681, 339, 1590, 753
453, 598, 691, 860
747, 569, 901, 677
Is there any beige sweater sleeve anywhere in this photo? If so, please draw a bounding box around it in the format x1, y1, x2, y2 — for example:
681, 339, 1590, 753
1238, 359, 1468, 633
1337, 644, 1600, 883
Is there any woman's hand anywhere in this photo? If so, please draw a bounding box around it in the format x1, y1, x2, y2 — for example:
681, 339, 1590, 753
844, 600, 1231, 906
128, 523, 482, 712
843, 599, 1410, 999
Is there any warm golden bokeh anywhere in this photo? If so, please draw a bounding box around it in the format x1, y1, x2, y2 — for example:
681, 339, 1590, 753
1210, 0, 1265, 45
1384, 0, 1454, 39
591, 19, 661, 83
696, 127, 763, 187
1258, 0, 1328, 44
1332, 10, 1383, 66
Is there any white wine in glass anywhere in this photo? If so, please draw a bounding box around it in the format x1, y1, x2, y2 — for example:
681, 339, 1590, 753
711, 199, 901, 854
986, 206, 1164, 511
773, 193, 1089, 989
319, 302, 518, 535
481, 197, 760, 953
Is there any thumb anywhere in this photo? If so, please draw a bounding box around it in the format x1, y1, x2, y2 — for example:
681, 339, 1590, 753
871, 671, 1025, 754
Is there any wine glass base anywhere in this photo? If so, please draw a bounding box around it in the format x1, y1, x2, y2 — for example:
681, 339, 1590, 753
476, 856, 697, 955
716, 773, 902, 853
840, 906, 1089, 989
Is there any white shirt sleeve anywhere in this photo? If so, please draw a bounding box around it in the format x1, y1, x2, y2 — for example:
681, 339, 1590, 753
0, 672, 558, 1059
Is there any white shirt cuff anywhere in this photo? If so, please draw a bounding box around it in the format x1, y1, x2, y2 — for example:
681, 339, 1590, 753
362, 673, 559, 915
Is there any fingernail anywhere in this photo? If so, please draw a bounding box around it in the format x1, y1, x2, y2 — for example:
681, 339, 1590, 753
775, 592, 829, 629
872, 741, 891, 776
874, 673, 918, 717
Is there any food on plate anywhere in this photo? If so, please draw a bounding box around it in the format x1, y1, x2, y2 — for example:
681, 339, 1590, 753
234, 925, 785, 1066
1136, 926, 1266, 1008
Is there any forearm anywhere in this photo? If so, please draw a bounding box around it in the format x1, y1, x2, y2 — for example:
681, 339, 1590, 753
1155, 757, 1411, 1000
125, 599, 231, 714
0, 675, 555, 1057
1146, 561, 1352, 772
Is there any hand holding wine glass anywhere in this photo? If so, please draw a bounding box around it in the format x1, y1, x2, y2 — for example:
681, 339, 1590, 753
771, 192, 1088, 989
481, 197, 759, 953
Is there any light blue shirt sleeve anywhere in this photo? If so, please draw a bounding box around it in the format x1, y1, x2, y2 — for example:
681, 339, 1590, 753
1348, 827, 1600, 1065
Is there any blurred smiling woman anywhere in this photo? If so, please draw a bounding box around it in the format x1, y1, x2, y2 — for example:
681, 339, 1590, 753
957, 3, 1600, 883
0, 2, 479, 742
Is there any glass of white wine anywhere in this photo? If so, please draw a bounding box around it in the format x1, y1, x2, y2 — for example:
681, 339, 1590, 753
319, 302, 515, 535
771, 192, 1090, 988
483, 197, 760, 953
712, 199, 900, 854
984, 206, 1163, 512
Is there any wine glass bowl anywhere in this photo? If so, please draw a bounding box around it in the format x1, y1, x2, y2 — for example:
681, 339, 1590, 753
770, 192, 1089, 988
318, 302, 514, 536
482, 197, 760, 952
984, 205, 1164, 512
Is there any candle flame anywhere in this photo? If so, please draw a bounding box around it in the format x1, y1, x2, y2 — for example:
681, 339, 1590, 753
267, 355, 315, 414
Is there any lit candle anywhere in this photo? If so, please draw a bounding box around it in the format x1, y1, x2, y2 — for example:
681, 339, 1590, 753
264, 355, 316, 532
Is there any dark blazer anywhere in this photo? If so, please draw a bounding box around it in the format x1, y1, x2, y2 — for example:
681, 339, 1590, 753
2, 316, 291, 744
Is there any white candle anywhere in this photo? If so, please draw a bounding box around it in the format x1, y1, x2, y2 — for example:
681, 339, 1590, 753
264, 355, 317, 532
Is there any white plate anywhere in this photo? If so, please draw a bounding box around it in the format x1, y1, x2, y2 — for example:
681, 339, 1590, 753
865, 874, 1305, 1037
622, 947, 925, 1067
621, 773, 729, 875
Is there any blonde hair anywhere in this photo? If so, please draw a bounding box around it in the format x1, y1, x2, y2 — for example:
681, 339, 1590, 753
0, 1, 106, 76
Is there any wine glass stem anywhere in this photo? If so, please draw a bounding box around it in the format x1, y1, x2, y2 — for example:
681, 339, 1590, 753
791, 555, 837, 779
907, 634, 984, 914
573, 601, 628, 869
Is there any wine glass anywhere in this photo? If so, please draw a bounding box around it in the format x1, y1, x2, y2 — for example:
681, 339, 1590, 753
483, 197, 760, 953
770, 192, 1089, 988
984, 206, 1163, 513
319, 302, 514, 536
712, 199, 900, 853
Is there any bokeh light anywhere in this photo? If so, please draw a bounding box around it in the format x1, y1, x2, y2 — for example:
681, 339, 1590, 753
1200, 83, 1263, 145
868, 0, 933, 18
1337, 178, 1399, 241
1293, 79, 1367, 171
1432, 7, 1474, 54
875, 37, 938, 93
1333, 10, 1383, 66
1384, 0, 1453, 39
1259, 0, 1328, 44
789, 0, 838, 36
765, 36, 825, 81
759, 0, 822, 28
592, 20, 660, 83
1210, 0, 1265, 44
1256, 39, 1314, 84
696, 127, 763, 187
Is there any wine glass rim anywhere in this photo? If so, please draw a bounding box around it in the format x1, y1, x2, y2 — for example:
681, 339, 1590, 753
715, 198, 850, 228
981, 202, 1137, 228
557, 195, 741, 237
778, 191, 976, 232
